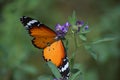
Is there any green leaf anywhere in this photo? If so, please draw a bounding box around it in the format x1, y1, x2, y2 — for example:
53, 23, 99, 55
70, 52, 76, 70
92, 37, 117, 44
47, 61, 61, 79
68, 11, 77, 26
71, 63, 82, 74
84, 45, 98, 60
73, 64, 81, 70
79, 35, 87, 41
70, 70, 82, 80
37, 75, 54, 80
80, 29, 90, 34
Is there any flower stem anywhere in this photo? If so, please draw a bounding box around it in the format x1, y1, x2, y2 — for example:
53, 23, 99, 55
73, 32, 77, 50
71, 32, 78, 69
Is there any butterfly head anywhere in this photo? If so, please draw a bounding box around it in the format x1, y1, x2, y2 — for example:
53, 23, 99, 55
20, 16, 40, 29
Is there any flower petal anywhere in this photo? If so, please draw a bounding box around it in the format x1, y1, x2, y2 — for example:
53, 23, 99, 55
76, 20, 84, 27
64, 22, 70, 27
84, 25, 89, 30
55, 22, 70, 38
55, 24, 62, 31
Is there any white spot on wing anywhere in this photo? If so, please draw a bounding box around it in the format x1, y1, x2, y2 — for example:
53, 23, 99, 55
25, 25, 29, 28
63, 58, 66, 61
37, 24, 40, 26
61, 62, 69, 72
27, 20, 38, 26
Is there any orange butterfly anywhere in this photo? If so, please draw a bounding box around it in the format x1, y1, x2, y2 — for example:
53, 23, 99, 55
20, 16, 70, 79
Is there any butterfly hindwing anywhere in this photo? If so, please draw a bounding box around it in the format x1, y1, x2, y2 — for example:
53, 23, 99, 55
43, 40, 70, 79
43, 40, 65, 66
58, 56, 70, 80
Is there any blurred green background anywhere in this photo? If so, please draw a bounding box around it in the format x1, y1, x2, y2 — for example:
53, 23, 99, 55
0, 0, 120, 80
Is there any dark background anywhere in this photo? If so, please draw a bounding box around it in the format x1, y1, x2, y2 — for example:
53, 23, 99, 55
0, 0, 120, 80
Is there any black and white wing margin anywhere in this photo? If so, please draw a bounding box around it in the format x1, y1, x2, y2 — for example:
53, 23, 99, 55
20, 16, 41, 29
58, 56, 70, 80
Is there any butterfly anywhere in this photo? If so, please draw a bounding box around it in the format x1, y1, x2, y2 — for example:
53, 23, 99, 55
20, 16, 70, 79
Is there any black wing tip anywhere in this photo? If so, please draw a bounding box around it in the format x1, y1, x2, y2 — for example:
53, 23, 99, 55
20, 16, 41, 29
20, 16, 32, 22
20, 16, 30, 26
20, 16, 27, 22
20, 16, 36, 22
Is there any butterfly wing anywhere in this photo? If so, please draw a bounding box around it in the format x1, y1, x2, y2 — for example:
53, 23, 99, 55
43, 40, 70, 79
30, 25, 56, 48
20, 16, 56, 48
43, 40, 65, 66
20, 16, 70, 79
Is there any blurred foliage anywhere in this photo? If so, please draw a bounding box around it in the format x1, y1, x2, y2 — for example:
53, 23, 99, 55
0, 0, 120, 80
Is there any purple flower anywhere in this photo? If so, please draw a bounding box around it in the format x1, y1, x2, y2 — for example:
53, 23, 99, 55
53, 78, 63, 80
72, 20, 89, 33
84, 25, 89, 30
76, 20, 84, 27
55, 22, 70, 39
64, 22, 70, 27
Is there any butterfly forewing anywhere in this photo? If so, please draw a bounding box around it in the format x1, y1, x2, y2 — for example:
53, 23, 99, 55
20, 16, 56, 48
29, 25, 56, 48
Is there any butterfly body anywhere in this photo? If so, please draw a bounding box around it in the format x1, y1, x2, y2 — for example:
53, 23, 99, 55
20, 16, 70, 79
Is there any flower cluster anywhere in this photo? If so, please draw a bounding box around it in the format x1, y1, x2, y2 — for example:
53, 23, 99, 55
55, 22, 70, 39
75, 20, 89, 32
55, 20, 89, 38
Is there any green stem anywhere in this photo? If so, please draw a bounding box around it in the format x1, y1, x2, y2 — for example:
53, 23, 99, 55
71, 32, 78, 69
74, 32, 77, 50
